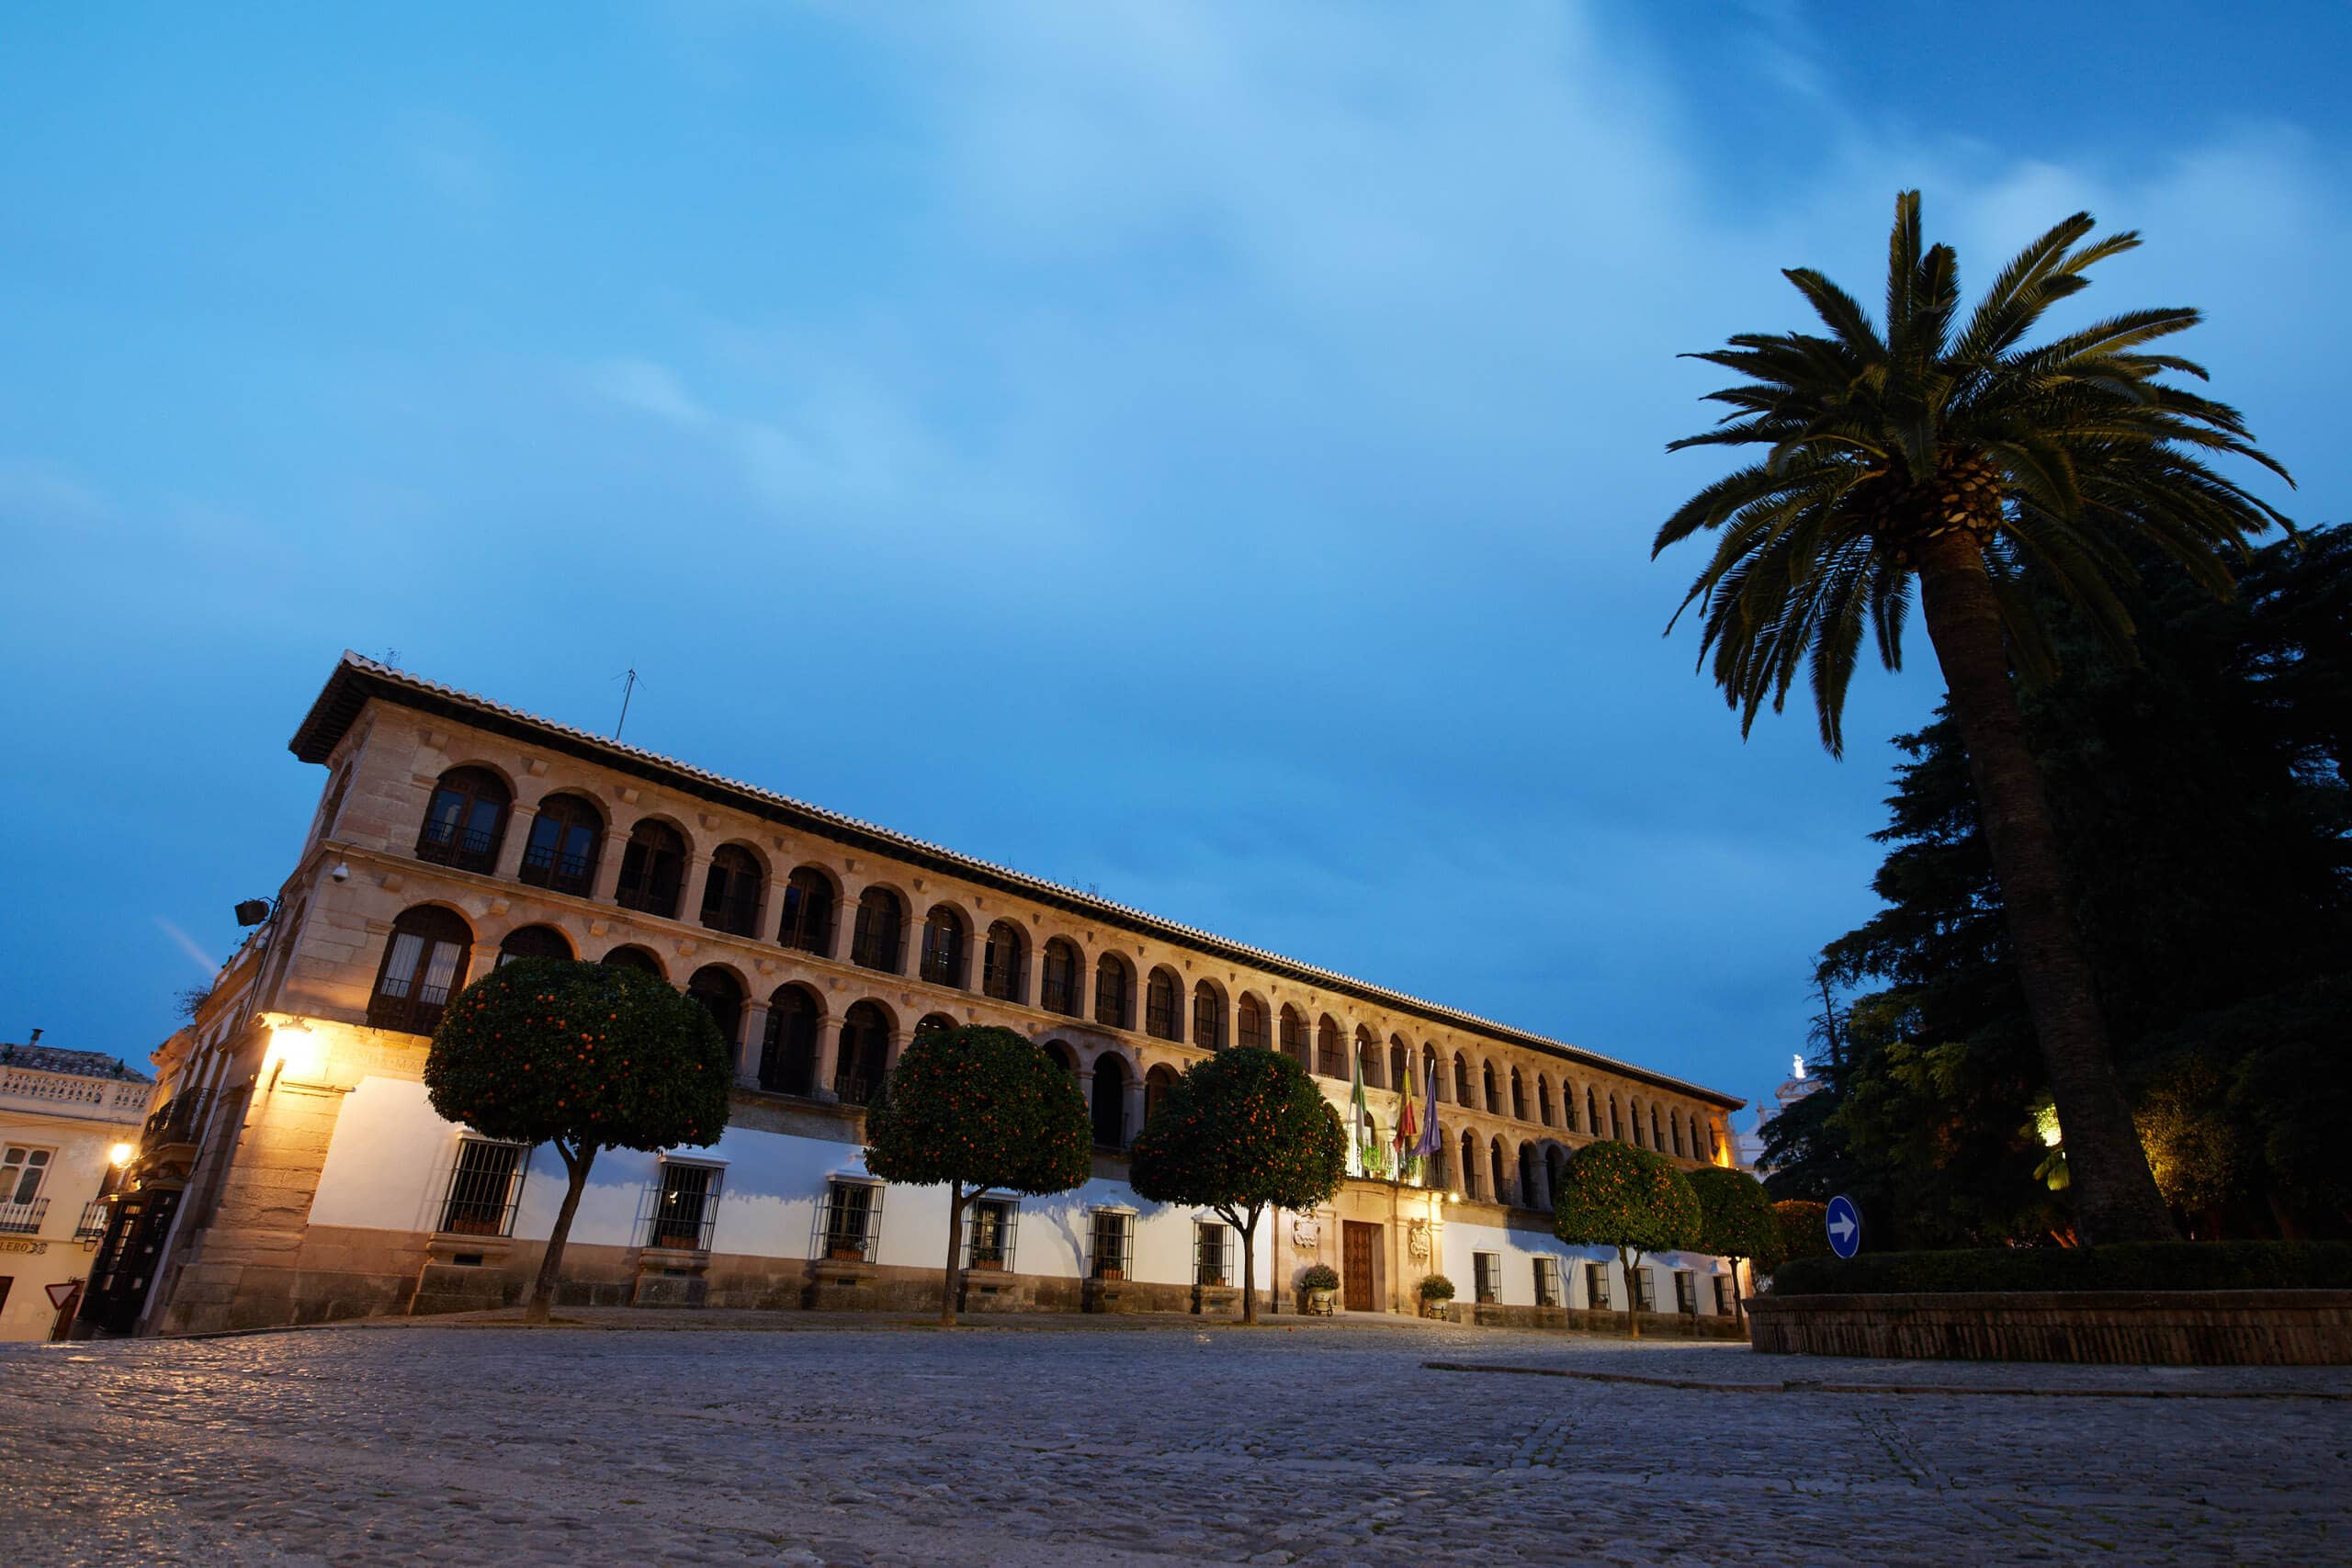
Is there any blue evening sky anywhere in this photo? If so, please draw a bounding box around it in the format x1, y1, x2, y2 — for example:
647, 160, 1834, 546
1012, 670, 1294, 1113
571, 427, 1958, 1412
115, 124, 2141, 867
4, 4, 2342, 1126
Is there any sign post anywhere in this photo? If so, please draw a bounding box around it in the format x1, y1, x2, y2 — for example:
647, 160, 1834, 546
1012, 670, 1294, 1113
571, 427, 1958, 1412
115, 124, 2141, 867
1826, 1194, 1861, 1259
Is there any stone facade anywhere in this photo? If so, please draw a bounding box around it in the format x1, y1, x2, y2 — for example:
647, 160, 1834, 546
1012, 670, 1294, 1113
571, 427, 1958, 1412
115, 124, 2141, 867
96, 653, 1748, 1337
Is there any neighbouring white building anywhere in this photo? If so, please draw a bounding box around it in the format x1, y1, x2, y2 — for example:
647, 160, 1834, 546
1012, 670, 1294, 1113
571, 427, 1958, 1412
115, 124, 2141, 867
0, 1037, 150, 1340
85, 653, 1751, 1337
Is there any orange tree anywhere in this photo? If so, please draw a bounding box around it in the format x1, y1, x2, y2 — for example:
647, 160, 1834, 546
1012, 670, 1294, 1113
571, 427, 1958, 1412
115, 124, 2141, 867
1129, 1048, 1347, 1324
1552, 1141, 1702, 1337
864, 1025, 1091, 1326
424, 956, 729, 1323
1689, 1167, 1783, 1325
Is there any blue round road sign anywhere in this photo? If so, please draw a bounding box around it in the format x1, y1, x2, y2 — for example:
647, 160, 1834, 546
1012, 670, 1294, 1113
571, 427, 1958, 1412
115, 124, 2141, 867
1825, 1194, 1861, 1258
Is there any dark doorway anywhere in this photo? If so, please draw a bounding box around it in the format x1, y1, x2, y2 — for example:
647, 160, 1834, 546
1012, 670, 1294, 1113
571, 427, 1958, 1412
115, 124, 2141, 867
1342, 1220, 1379, 1313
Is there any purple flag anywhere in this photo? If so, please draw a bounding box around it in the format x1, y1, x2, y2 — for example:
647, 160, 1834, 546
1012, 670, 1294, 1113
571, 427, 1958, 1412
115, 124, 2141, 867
1413, 1062, 1441, 1157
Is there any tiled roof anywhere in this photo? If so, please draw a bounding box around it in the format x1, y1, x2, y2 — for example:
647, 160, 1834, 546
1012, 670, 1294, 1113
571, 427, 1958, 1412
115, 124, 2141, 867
0, 1043, 152, 1082
290, 651, 1744, 1111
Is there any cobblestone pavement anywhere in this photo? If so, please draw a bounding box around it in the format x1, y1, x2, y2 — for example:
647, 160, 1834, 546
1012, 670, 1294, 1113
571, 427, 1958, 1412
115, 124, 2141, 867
2, 1317, 2346, 1566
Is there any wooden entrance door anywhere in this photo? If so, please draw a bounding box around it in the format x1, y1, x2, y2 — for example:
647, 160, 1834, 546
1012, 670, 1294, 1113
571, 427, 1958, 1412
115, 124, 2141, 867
1342, 1221, 1379, 1312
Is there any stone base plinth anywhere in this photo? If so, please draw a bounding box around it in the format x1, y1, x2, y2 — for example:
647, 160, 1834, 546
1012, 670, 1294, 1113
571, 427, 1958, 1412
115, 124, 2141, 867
1747, 1290, 2352, 1366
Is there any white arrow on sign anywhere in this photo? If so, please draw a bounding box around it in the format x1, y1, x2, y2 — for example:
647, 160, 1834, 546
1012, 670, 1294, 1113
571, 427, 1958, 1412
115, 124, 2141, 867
1827, 1213, 1858, 1246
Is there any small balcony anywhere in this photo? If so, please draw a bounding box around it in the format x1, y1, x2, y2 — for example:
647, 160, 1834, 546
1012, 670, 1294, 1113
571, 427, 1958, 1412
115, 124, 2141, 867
0, 1197, 51, 1235
75, 1199, 111, 1241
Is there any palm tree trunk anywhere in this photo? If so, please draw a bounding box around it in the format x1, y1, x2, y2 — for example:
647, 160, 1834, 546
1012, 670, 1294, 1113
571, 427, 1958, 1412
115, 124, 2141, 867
1914, 531, 2177, 1245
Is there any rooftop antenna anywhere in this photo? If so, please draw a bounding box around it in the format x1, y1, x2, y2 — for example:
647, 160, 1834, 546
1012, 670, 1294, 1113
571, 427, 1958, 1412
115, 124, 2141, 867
614, 668, 640, 740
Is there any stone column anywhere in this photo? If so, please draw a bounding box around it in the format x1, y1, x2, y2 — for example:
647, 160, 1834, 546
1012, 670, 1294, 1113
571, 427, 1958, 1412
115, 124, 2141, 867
681, 852, 715, 928
752, 870, 782, 949
1125, 1073, 1148, 1146
884, 1029, 912, 1079
591, 828, 631, 905
493, 805, 537, 882
736, 1001, 770, 1087
465, 942, 501, 986
1075, 1067, 1097, 1144
810, 1015, 844, 1103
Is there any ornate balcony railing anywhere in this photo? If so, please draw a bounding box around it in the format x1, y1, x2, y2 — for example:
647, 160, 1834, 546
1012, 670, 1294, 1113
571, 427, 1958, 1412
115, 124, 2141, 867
0, 1197, 51, 1235
75, 1199, 111, 1241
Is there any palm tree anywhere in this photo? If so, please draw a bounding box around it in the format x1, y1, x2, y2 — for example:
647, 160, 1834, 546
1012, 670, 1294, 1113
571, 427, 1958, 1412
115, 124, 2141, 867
1655, 191, 2292, 1246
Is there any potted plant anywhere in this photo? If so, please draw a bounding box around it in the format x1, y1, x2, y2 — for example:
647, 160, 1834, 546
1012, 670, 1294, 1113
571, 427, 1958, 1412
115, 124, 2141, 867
1300, 1262, 1340, 1314
1417, 1273, 1455, 1319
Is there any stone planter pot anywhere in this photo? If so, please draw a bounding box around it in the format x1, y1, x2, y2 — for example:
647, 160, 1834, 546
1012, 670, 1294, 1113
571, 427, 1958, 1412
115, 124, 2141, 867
1305, 1288, 1336, 1316
1419, 1297, 1453, 1319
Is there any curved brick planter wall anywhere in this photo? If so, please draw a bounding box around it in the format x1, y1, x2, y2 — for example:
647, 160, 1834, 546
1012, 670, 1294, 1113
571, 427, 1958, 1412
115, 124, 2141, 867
1747, 1291, 2352, 1366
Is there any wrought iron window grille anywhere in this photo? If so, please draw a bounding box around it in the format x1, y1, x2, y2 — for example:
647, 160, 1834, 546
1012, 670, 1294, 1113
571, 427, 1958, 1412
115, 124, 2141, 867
639, 1160, 723, 1252
964, 1198, 1019, 1272
814, 1179, 884, 1261
437, 1139, 528, 1237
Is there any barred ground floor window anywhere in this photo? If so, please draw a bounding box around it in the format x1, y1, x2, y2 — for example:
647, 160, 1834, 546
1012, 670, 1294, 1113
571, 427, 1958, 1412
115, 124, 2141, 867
967, 1198, 1018, 1272
1473, 1251, 1500, 1304
1090, 1209, 1132, 1280
1193, 1222, 1230, 1287
643, 1159, 724, 1251
1533, 1256, 1562, 1308
438, 1139, 527, 1237
1675, 1269, 1698, 1314
818, 1179, 884, 1261
1713, 1274, 1734, 1314
1632, 1268, 1657, 1314
1585, 1261, 1611, 1310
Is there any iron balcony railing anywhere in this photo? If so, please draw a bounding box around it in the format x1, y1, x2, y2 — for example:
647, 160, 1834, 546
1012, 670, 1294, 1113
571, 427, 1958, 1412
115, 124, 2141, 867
74, 1199, 111, 1241
414, 818, 499, 874
144, 1089, 211, 1149
517, 842, 595, 897
0, 1197, 51, 1235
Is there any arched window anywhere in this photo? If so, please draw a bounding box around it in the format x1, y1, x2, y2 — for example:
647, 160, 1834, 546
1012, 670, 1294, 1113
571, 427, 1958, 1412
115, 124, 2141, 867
1356, 1027, 1381, 1089
851, 886, 906, 972
1144, 1065, 1178, 1129
1671, 1110, 1685, 1157
1279, 1008, 1309, 1069
1708, 1120, 1723, 1161
916, 1011, 956, 1036
761, 986, 820, 1095
1143, 968, 1181, 1042
687, 965, 745, 1045
1390, 1037, 1410, 1096
1041, 1040, 1078, 1074
615, 821, 687, 919
1651, 1106, 1663, 1151
497, 924, 571, 966
1629, 1100, 1645, 1147
1611, 1096, 1623, 1142
1460, 1131, 1481, 1200
981, 922, 1025, 1002
1537, 1076, 1554, 1127
835, 1001, 891, 1106
920, 905, 967, 987
601, 944, 664, 978
1192, 981, 1224, 1050
1091, 1055, 1129, 1148
1428, 1123, 1449, 1190
1490, 1139, 1510, 1206
1093, 953, 1133, 1029
1237, 995, 1268, 1052
1510, 1068, 1526, 1122
1039, 939, 1082, 1015
414, 767, 510, 874
1518, 1144, 1538, 1208
518, 794, 604, 897
778, 867, 837, 955
700, 846, 763, 938
1453, 1054, 1472, 1106
1483, 1061, 1500, 1115
1587, 1087, 1600, 1136
312, 765, 352, 848
368, 906, 472, 1033
1316, 1017, 1342, 1078
1546, 1145, 1566, 1203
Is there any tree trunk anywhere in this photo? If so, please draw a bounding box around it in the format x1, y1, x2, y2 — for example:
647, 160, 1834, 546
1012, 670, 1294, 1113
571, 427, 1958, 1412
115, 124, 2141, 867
1622, 1247, 1640, 1339
1238, 1208, 1259, 1325
524, 1143, 594, 1325
1730, 1257, 1745, 1327
1914, 531, 2177, 1245
940, 1179, 965, 1328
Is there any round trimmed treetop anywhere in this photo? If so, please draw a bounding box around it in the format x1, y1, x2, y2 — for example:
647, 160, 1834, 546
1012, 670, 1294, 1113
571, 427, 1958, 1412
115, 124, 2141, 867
424, 956, 731, 1154
1128, 1046, 1347, 1214
863, 1025, 1092, 1196
1553, 1139, 1703, 1256
1690, 1166, 1784, 1269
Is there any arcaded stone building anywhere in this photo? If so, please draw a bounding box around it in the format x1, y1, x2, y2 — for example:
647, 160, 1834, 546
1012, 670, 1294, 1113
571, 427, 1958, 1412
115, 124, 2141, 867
86, 653, 1748, 1336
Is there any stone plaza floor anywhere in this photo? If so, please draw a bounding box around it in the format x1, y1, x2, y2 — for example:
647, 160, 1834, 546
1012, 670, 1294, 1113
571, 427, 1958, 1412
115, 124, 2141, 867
2, 1313, 2346, 1565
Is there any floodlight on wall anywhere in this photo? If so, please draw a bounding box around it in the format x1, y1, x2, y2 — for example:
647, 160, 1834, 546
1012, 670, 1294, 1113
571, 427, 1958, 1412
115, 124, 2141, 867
233, 898, 274, 927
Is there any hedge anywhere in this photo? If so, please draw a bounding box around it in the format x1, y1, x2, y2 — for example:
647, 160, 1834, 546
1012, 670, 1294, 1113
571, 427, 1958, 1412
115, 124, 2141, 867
1773, 1241, 2352, 1297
